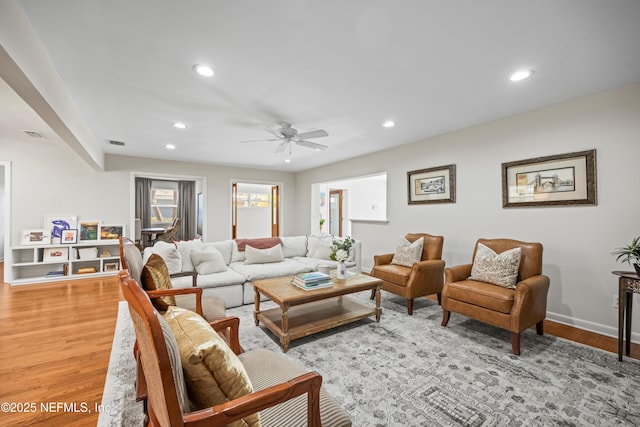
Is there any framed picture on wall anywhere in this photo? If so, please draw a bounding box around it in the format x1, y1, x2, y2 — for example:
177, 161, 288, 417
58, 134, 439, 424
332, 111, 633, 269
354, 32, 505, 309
407, 164, 456, 205
502, 149, 597, 207
44, 215, 78, 244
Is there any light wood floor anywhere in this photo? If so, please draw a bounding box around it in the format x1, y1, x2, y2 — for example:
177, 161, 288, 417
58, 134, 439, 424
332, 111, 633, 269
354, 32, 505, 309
0, 266, 638, 426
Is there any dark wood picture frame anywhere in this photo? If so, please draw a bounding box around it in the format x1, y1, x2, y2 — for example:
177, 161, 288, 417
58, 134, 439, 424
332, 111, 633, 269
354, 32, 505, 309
502, 149, 596, 208
407, 164, 456, 205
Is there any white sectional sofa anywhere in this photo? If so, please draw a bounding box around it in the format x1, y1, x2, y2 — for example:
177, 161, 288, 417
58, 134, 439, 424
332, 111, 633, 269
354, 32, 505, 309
143, 235, 362, 308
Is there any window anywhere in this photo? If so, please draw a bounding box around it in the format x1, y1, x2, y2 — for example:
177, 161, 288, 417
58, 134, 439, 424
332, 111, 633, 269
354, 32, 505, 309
236, 191, 270, 208
151, 180, 178, 227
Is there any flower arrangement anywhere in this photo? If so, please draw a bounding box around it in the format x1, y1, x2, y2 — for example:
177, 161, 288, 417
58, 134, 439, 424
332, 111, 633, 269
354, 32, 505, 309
330, 236, 355, 263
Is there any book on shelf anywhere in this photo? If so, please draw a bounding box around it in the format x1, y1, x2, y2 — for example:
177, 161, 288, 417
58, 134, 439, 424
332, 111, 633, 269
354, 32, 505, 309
45, 270, 65, 277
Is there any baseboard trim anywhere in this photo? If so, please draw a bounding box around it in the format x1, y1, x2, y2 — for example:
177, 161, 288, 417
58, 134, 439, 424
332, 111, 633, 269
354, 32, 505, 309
546, 311, 640, 343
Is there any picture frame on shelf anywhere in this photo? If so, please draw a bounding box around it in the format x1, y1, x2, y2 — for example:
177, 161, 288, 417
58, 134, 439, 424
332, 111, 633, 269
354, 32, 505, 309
21, 229, 50, 245
43, 246, 69, 263
60, 229, 78, 244
99, 224, 124, 240
103, 262, 119, 272
44, 215, 78, 244
79, 220, 101, 241
502, 149, 597, 208
407, 164, 456, 205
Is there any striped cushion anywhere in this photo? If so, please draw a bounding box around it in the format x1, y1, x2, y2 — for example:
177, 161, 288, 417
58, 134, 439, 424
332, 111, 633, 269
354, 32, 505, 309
239, 348, 351, 427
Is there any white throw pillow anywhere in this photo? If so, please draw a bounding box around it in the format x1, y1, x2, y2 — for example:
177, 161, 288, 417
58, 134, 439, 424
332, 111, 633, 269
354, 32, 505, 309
306, 235, 333, 257
190, 247, 227, 275
148, 241, 182, 274
391, 237, 424, 268
280, 236, 308, 258
175, 239, 204, 272
469, 243, 521, 289
309, 239, 332, 260
244, 243, 285, 264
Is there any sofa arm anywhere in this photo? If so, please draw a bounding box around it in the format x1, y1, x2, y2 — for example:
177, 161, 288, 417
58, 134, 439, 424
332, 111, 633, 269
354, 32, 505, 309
511, 274, 551, 331
373, 253, 394, 266
171, 271, 197, 287
444, 264, 473, 284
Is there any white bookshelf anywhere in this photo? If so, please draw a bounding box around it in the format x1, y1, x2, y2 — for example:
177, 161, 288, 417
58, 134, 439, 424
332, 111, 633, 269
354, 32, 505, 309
9, 240, 121, 285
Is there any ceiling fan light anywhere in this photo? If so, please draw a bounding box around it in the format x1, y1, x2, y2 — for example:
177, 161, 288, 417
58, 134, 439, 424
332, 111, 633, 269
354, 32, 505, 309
509, 69, 534, 82
193, 64, 214, 77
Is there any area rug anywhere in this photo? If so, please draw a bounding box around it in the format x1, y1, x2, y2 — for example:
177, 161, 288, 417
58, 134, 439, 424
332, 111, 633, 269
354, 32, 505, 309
103, 295, 640, 426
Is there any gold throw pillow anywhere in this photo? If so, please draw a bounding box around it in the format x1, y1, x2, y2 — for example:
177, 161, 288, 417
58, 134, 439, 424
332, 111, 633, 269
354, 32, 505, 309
140, 253, 177, 311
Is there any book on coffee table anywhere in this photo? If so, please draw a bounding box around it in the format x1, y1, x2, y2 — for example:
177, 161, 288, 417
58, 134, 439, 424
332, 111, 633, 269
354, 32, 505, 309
291, 272, 333, 290
292, 279, 334, 291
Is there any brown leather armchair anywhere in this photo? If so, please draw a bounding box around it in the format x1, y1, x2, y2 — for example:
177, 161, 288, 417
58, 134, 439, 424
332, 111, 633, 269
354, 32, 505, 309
369, 233, 445, 315
441, 238, 550, 355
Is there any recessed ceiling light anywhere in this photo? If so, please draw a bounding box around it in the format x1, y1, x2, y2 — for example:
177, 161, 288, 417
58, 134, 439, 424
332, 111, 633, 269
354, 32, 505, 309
382, 120, 395, 128
193, 64, 214, 77
284, 158, 291, 163
173, 122, 187, 129
165, 144, 176, 150
509, 69, 534, 82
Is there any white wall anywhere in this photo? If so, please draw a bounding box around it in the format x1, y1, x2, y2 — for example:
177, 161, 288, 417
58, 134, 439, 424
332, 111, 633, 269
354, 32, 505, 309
294, 82, 640, 340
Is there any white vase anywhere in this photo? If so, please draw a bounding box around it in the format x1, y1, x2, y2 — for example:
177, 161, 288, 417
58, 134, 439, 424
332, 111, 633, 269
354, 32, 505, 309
337, 262, 347, 279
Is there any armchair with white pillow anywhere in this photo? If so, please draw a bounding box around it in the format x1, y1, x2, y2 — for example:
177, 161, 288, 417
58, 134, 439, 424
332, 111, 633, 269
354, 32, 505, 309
369, 233, 445, 315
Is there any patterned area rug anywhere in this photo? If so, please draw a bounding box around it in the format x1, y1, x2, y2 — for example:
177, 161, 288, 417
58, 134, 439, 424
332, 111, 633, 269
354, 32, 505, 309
103, 295, 640, 426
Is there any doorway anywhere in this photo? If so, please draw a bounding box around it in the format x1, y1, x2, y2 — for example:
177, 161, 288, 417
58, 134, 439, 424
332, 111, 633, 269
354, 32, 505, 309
329, 190, 343, 237
232, 182, 280, 238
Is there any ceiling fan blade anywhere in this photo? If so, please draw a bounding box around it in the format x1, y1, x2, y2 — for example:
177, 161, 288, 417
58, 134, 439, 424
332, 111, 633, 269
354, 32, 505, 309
296, 139, 328, 151
239, 138, 279, 143
259, 125, 285, 139
295, 129, 328, 139
274, 142, 288, 153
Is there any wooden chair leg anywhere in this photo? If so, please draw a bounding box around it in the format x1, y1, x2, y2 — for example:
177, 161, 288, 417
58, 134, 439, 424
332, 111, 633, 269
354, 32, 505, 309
511, 332, 521, 355
436, 292, 442, 305
407, 298, 414, 315
536, 320, 544, 335
441, 310, 450, 327
370, 288, 376, 300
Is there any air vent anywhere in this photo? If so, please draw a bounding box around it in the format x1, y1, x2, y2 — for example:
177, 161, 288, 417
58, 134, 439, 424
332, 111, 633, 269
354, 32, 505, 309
24, 130, 44, 138
109, 140, 126, 147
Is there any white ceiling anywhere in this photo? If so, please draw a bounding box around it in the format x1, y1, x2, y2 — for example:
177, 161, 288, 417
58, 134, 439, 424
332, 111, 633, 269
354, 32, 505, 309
5, 0, 640, 172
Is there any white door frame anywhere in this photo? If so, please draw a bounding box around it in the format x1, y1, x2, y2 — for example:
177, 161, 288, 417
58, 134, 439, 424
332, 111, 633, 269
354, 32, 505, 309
1, 161, 12, 282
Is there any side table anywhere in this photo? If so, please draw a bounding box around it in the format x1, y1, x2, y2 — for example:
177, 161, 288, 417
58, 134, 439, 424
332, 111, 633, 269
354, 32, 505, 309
613, 270, 640, 361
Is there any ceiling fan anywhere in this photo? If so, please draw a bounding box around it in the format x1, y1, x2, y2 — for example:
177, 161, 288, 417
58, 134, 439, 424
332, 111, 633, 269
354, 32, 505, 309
240, 121, 329, 153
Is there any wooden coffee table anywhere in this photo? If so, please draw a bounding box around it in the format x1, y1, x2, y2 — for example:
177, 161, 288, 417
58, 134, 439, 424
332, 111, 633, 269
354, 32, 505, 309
253, 273, 382, 352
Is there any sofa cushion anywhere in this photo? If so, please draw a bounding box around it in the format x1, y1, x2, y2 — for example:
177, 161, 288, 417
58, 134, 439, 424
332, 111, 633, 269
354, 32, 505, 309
203, 240, 233, 265
175, 239, 205, 272
245, 243, 285, 264
306, 235, 333, 257
469, 243, 521, 289
446, 279, 515, 314
191, 247, 227, 275
141, 254, 177, 310
230, 259, 313, 281
239, 348, 351, 427
391, 236, 424, 267
144, 241, 182, 274
309, 239, 332, 260
280, 236, 308, 258
231, 240, 246, 263
171, 268, 247, 290
163, 306, 259, 427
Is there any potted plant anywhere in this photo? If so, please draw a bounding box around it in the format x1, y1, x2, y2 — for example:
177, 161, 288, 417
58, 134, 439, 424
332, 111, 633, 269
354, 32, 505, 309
319, 217, 325, 232
612, 236, 640, 276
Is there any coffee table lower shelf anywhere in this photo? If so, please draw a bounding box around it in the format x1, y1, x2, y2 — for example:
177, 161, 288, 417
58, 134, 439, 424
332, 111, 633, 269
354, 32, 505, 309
255, 296, 377, 351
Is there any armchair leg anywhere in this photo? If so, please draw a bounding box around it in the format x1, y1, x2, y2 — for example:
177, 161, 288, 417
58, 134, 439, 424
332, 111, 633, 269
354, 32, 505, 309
511, 332, 521, 355
436, 292, 442, 305
370, 288, 376, 300
407, 299, 414, 315
441, 310, 450, 327
536, 320, 544, 335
